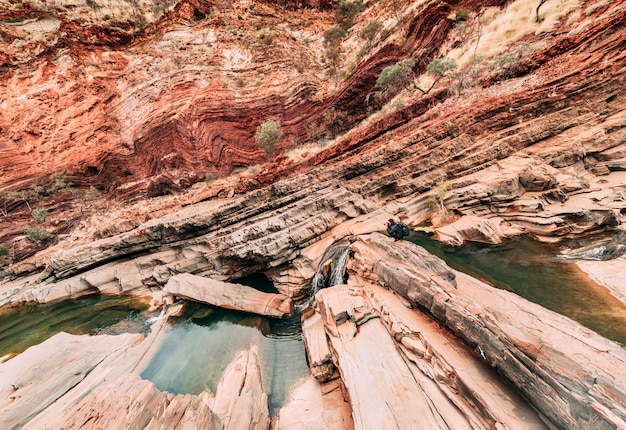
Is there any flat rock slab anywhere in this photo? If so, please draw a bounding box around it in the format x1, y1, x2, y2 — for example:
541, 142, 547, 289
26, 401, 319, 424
271, 376, 354, 430
325, 314, 449, 429
164, 273, 293, 318
214, 347, 269, 430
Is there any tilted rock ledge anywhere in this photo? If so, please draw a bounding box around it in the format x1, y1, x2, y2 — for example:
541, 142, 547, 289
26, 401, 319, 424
164, 273, 294, 318
2, 233, 624, 429
2, 0, 626, 428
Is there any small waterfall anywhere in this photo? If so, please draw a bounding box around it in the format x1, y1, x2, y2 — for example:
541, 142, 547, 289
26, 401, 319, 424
299, 243, 351, 309
327, 245, 350, 287
145, 307, 166, 325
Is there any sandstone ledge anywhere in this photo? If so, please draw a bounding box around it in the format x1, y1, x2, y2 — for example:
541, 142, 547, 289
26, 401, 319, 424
346, 233, 626, 430
164, 273, 294, 318
578, 255, 626, 306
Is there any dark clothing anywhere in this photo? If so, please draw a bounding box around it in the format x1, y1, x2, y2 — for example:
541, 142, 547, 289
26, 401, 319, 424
387, 219, 410, 241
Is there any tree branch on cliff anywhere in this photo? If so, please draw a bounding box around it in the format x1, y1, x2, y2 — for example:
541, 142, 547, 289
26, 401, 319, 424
414, 57, 457, 95
535, 0, 547, 22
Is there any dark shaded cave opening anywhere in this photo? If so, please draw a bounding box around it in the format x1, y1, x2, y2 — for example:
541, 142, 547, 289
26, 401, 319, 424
233, 271, 279, 294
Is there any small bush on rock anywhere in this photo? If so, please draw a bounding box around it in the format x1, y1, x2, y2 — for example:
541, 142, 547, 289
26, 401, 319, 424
255, 120, 283, 156
25, 226, 54, 243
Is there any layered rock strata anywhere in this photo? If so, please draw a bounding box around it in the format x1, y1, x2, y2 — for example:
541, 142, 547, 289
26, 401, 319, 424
164, 273, 294, 318
305, 273, 549, 428
0, 312, 273, 430
338, 233, 626, 430
1, 1, 626, 429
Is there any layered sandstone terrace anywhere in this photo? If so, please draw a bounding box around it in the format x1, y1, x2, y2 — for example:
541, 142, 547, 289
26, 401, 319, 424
1, 0, 626, 429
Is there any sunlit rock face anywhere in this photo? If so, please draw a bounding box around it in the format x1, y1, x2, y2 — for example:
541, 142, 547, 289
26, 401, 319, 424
2, 0, 626, 428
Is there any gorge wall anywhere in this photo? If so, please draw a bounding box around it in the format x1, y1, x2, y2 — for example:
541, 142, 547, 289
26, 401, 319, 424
1, 0, 626, 428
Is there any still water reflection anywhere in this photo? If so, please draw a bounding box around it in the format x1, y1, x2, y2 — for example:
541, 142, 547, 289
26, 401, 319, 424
0, 294, 150, 357
140, 303, 309, 416
408, 231, 626, 345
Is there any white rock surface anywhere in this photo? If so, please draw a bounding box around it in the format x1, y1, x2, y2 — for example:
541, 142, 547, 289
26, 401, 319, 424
164, 273, 293, 318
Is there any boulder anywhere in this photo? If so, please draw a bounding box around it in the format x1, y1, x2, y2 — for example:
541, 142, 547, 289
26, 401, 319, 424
164, 273, 294, 318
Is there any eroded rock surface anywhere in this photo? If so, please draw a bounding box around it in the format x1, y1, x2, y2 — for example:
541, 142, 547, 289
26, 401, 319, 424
164, 273, 294, 318
0, 312, 272, 430
1, 0, 626, 429
307, 280, 549, 429
344, 233, 626, 430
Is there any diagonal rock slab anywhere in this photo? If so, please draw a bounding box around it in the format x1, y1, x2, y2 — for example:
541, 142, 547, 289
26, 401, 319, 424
271, 375, 354, 430
0, 331, 143, 430
320, 309, 449, 429
348, 232, 626, 430
213, 347, 270, 430
164, 273, 293, 318
27, 374, 222, 430
313, 283, 548, 429
357, 278, 548, 429
315, 285, 455, 429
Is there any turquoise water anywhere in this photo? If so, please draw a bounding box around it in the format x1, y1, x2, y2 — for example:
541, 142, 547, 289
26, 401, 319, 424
0, 290, 309, 415
0, 294, 151, 357
407, 231, 626, 345
140, 303, 309, 416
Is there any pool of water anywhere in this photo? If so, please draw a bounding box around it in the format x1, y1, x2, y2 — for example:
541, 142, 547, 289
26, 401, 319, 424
408, 231, 626, 345
140, 303, 309, 416
0, 294, 152, 357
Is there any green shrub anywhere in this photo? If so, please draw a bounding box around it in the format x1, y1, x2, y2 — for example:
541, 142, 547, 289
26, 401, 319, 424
426, 57, 457, 77
376, 58, 415, 92
359, 20, 383, 49
255, 120, 283, 156
455, 8, 469, 21
25, 226, 54, 243
323, 27, 346, 47
428, 180, 453, 222
0, 245, 8, 256
29, 185, 44, 201
259, 32, 273, 46
494, 53, 518, 66
84, 185, 100, 201
336, 0, 363, 30
31, 207, 48, 224
47, 175, 72, 195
